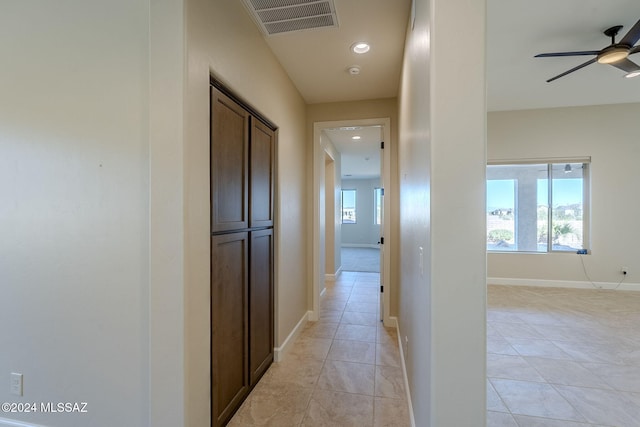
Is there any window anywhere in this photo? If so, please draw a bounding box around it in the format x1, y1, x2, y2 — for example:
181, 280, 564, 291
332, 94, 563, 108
341, 189, 356, 223
374, 188, 383, 225
487, 161, 589, 252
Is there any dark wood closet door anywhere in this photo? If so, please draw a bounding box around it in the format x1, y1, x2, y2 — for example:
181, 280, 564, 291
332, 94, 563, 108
211, 87, 249, 233
249, 228, 274, 385
249, 118, 275, 228
211, 232, 249, 427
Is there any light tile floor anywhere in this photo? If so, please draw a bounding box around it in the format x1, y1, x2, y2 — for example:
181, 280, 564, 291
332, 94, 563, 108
230, 282, 640, 426
487, 285, 640, 427
229, 271, 410, 427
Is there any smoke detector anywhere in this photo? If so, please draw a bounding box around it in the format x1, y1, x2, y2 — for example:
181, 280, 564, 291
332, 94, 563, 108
241, 0, 339, 36
347, 66, 361, 75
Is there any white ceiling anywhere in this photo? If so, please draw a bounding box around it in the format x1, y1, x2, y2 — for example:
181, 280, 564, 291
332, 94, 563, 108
488, 0, 640, 111
253, 0, 640, 110
246, 0, 640, 174
260, 0, 411, 104
323, 126, 382, 179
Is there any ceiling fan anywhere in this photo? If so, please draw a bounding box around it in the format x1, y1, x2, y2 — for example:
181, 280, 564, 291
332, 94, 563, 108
535, 18, 640, 82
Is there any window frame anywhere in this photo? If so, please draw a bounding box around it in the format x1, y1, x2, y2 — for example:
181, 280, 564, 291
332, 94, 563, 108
487, 158, 590, 254
341, 189, 357, 224
374, 187, 383, 225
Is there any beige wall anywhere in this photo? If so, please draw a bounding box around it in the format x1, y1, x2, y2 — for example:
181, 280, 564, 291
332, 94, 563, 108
149, 1, 186, 426
324, 153, 335, 275
307, 99, 400, 316
185, 0, 308, 425
397, 0, 486, 425
488, 103, 640, 288
0, 1, 156, 426
322, 136, 342, 277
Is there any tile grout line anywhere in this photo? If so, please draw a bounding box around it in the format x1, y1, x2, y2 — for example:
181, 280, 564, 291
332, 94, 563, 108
302, 274, 405, 426
298, 283, 346, 426
488, 286, 640, 427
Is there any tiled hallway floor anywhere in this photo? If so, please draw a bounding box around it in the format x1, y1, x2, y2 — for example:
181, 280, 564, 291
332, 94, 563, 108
487, 285, 640, 427
230, 282, 640, 426
229, 271, 410, 426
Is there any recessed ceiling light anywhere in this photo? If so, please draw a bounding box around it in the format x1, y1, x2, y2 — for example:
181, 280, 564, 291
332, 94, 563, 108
351, 42, 370, 54
625, 69, 640, 78
352, 136, 361, 140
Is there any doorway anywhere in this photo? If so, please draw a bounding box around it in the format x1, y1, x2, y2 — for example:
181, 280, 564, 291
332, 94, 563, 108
324, 152, 337, 280
312, 118, 392, 327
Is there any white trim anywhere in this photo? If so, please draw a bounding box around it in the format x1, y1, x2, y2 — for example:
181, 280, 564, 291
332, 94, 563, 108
341, 243, 379, 249
0, 418, 48, 427
273, 310, 310, 362
313, 118, 393, 328
393, 316, 416, 427
324, 266, 342, 281
488, 277, 640, 291
487, 156, 591, 165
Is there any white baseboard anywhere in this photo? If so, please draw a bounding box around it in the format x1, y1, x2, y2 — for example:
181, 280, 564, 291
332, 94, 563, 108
0, 418, 47, 427
392, 316, 416, 427
274, 310, 310, 362
488, 277, 640, 291
341, 243, 379, 249
325, 267, 342, 281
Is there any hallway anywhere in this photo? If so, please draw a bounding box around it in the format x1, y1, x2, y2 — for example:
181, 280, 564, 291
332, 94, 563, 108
229, 272, 410, 426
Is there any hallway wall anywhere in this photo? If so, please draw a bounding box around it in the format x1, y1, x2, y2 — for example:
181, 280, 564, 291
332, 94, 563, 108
185, 0, 309, 425
0, 1, 157, 426
322, 136, 342, 278
397, 0, 487, 425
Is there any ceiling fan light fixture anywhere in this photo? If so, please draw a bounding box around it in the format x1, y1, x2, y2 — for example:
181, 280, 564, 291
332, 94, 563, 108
597, 46, 629, 64
625, 69, 640, 78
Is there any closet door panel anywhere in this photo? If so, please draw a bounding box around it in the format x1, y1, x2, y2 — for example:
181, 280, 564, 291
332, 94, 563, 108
249, 228, 274, 385
249, 118, 275, 228
211, 87, 249, 232
211, 232, 249, 427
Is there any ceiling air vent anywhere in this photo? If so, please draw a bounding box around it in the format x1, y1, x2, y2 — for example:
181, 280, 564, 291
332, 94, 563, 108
241, 0, 338, 36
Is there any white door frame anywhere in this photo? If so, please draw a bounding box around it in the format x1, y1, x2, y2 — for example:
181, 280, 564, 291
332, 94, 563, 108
312, 118, 392, 327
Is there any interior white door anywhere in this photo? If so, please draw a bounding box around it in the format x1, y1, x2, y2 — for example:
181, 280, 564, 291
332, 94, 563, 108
378, 141, 385, 321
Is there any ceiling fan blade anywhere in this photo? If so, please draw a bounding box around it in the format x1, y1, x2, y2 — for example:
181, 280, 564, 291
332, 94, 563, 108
535, 51, 599, 58
545, 58, 597, 83
619, 18, 640, 46
610, 58, 640, 73
630, 46, 640, 55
